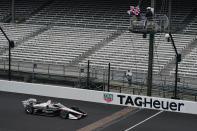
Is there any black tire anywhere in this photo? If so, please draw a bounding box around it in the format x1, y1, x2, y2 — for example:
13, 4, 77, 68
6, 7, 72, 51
25, 106, 34, 114
60, 111, 68, 119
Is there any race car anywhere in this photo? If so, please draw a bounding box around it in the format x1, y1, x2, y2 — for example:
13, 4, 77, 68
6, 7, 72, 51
22, 98, 87, 120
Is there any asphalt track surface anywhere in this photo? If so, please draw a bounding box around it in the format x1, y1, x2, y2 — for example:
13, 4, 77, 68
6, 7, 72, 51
101, 109, 197, 131
0, 91, 124, 131
1, 91, 197, 131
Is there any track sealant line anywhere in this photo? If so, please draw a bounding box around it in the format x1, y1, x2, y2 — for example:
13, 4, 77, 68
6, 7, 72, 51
76, 107, 137, 131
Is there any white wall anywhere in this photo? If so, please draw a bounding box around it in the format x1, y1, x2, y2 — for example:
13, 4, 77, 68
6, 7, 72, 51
1, 80, 197, 114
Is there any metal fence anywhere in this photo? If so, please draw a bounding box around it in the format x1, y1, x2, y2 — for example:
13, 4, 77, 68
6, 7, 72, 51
1, 59, 197, 101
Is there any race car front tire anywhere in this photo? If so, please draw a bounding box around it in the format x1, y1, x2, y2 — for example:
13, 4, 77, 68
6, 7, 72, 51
25, 106, 34, 114
60, 110, 68, 119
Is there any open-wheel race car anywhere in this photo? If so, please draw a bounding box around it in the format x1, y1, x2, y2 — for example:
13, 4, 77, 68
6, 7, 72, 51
22, 98, 87, 120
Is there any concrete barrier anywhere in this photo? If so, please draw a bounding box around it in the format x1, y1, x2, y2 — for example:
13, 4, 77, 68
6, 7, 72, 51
1, 79, 197, 114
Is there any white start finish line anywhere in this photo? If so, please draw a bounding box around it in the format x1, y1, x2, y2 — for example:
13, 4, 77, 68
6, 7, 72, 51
0, 80, 197, 114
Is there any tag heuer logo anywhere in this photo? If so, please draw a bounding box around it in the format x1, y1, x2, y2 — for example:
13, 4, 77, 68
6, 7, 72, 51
104, 93, 113, 102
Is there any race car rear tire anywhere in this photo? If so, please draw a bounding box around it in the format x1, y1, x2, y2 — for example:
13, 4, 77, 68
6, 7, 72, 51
25, 106, 34, 114
60, 111, 68, 119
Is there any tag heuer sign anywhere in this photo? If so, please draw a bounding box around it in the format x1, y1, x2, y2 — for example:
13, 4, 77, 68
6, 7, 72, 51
104, 93, 113, 102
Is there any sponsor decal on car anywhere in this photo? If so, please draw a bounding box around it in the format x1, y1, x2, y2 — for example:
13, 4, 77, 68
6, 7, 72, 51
104, 93, 113, 102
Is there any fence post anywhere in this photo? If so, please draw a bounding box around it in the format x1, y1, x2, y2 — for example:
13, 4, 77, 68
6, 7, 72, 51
103, 71, 105, 91
3, 60, 5, 71
17, 62, 19, 72
107, 63, 110, 92
63, 65, 65, 76
48, 64, 50, 75
87, 60, 90, 89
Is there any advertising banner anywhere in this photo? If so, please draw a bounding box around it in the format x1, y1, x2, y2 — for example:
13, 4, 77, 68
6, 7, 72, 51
1, 80, 197, 114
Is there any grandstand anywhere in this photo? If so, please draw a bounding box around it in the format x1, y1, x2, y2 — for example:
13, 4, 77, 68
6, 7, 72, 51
0, 0, 197, 100
1, 26, 115, 65
0, 0, 11, 21
79, 32, 195, 74
0, 23, 43, 52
